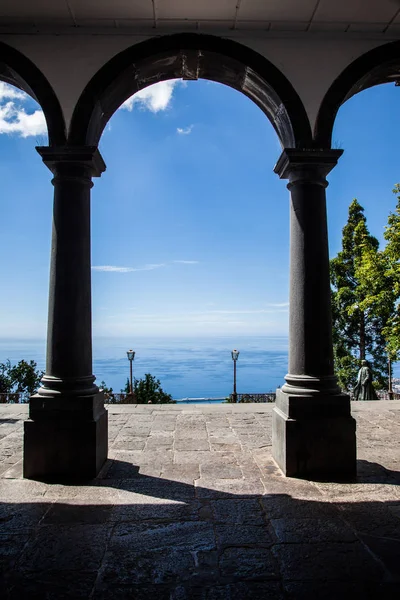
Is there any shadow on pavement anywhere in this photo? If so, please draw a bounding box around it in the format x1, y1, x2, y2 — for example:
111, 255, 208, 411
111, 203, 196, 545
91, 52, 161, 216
0, 458, 399, 599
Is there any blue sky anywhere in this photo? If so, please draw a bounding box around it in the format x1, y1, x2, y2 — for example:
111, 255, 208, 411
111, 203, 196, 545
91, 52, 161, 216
0, 78, 399, 339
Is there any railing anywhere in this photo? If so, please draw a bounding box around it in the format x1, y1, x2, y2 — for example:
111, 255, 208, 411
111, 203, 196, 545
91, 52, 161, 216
0, 392, 28, 404
376, 391, 400, 401
229, 393, 276, 403
103, 393, 135, 404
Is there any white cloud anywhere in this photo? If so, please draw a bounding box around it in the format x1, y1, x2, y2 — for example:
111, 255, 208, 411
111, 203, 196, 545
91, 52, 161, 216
92, 263, 165, 273
207, 308, 288, 315
0, 83, 47, 138
0, 82, 27, 101
177, 125, 193, 135
121, 80, 179, 113
92, 260, 198, 273
173, 260, 199, 264
267, 302, 289, 308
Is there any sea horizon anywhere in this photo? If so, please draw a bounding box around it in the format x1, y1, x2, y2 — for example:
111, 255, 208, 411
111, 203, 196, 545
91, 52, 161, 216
0, 335, 289, 399
2, 334, 397, 400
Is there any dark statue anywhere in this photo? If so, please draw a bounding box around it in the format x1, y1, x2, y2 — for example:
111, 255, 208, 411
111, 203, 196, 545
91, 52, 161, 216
354, 360, 378, 401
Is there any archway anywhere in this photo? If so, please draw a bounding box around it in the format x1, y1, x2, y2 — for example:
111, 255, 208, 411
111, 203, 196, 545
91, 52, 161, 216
315, 40, 400, 148
26, 34, 357, 482
69, 33, 312, 149
0, 42, 66, 146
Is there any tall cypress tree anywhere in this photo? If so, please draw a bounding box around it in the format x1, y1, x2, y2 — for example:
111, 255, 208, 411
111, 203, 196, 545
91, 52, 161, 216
382, 184, 400, 361
331, 199, 389, 391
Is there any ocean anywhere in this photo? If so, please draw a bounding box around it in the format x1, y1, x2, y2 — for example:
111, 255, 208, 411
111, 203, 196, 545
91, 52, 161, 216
0, 336, 289, 401
3, 336, 396, 402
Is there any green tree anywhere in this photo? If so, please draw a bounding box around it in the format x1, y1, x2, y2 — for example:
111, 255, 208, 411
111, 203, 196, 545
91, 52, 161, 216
0, 360, 12, 394
99, 380, 116, 402
381, 184, 400, 361
330, 199, 389, 391
121, 378, 130, 394
130, 373, 176, 404
0, 359, 43, 401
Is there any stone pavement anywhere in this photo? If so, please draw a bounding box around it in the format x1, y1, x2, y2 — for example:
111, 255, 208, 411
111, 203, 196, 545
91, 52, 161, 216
0, 401, 399, 599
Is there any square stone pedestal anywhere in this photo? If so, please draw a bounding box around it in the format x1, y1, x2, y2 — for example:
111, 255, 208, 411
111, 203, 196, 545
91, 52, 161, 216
272, 388, 356, 480
23, 392, 108, 481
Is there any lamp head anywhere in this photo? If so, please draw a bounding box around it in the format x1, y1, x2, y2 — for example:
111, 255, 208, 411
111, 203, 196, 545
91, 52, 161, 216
231, 349, 240, 361
127, 349, 135, 361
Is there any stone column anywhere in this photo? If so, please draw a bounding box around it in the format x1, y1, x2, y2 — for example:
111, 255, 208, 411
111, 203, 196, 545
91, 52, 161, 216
24, 146, 108, 481
272, 149, 356, 480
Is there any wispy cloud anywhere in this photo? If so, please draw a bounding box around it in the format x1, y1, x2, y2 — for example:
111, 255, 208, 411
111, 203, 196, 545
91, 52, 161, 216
92, 263, 165, 273
177, 125, 193, 135
92, 260, 199, 273
0, 82, 47, 138
173, 260, 199, 264
121, 80, 179, 113
207, 308, 288, 315
266, 302, 289, 308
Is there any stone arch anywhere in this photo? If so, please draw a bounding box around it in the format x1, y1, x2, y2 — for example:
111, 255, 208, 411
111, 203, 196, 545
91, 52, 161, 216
0, 41, 66, 146
315, 40, 400, 148
69, 33, 312, 148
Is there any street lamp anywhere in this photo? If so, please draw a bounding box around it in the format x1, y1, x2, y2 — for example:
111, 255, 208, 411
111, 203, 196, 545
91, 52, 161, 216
126, 349, 135, 394
231, 349, 239, 403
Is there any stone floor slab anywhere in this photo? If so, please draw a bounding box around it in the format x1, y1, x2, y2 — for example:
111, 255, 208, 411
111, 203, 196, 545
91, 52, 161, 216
0, 401, 399, 598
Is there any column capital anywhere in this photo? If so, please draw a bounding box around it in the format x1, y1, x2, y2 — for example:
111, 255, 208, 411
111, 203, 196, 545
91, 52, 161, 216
36, 145, 106, 178
274, 148, 343, 186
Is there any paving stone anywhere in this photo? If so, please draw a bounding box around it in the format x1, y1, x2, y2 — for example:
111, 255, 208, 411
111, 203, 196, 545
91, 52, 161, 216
337, 501, 400, 539
0, 479, 47, 500
0, 532, 30, 569
173, 451, 216, 464
210, 498, 267, 525
174, 439, 211, 451
151, 422, 177, 432
160, 465, 200, 483
219, 547, 279, 579
110, 499, 199, 523
93, 584, 171, 600
199, 581, 285, 599
358, 533, 400, 581
104, 460, 142, 479
261, 495, 338, 520
19, 524, 111, 571
110, 521, 216, 552
272, 541, 384, 581
200, 464, 242, 479
215, 523, 274, 547
112, 450, 173, 468
117, 477, 195, 500
271, 517, 357, 543
195, 478, 265, 498
262, 476, 323, 499
99, 547, 195, 585
42, 500, 113, 524
314, 481, 400, 501
112, 439, 147, 451
209, 442, 242, 452
175, 430, 209, 439
0, 502, 50, 533
283, 581, 399, 600
6, 570, 98, 599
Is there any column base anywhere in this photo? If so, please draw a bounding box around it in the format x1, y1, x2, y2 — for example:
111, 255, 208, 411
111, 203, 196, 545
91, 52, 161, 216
272, 389, 356, 481
23, 392, 108, 482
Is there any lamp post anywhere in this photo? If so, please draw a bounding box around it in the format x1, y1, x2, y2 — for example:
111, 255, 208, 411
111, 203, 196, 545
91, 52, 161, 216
231, 349, 239, 403
126, 349, 135, 394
